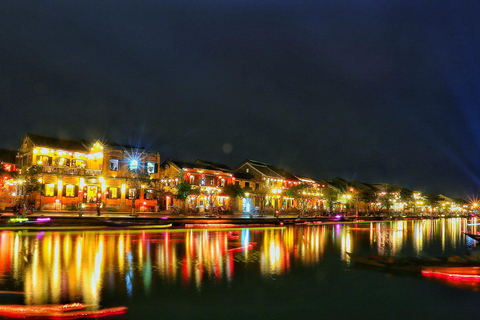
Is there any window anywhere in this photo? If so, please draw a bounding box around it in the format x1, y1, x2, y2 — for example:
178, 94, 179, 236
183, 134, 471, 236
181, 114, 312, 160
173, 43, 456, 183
245, 182, 250, 188
255, 183, 259, 190
146, 162, 157, 174
108, 187, 119, 199
246, 168, 249, 173
189, 175, 194, 184
129, 159, 139, 171
220, 179, 226, 187
235, 181, 240, 186
37, 155, 52, 166
144, 189, 156, 200
73, 159, 86, 168
55, 158, 70, 167
65, 185, 76, 197
200, 178, 206, 186
109, 158, 119, 171
45, 184, 55, 197
128, 188, 139, 200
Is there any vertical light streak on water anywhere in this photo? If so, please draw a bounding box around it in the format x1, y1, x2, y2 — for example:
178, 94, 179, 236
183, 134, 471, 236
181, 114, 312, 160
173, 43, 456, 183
52, 234, 60, 303
75, 236, 82, 299
63, 235, 70, 268
163, 232, 169, 281
91, 235, 104, 307
138, 232, 144, 275
414, 221, 423, 255
183, 231, 190, 285
143, 242, 151, 294
13, 232, 19, 280
342, 231, 352, 266
118, 234, 125, 276
370, 223, 374, 247
25, 240, 38, 305
442, 219, 446, 253
126, 252, 133, 297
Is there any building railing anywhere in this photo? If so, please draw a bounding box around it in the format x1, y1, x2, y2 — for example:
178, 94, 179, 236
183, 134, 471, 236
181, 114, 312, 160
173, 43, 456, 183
41, 166, 102, 176
85, 169, 102, 176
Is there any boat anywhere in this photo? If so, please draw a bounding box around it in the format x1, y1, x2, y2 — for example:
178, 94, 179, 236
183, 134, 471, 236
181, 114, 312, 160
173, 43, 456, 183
347, 252, 480, 273
464, 232, 480, 241
348, 252, 480, 291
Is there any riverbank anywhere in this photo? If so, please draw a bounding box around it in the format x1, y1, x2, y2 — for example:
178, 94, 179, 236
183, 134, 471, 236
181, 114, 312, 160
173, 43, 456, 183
0, 208, 465, 230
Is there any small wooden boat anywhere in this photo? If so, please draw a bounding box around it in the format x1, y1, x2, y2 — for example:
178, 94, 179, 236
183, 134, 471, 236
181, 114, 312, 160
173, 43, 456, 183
464, 233, 480, 241
347, 252, 480, 273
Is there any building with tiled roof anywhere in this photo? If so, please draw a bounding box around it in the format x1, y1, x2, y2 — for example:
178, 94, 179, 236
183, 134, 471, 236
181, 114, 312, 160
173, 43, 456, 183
15, 133, 161, 212
159, 159, 234, 212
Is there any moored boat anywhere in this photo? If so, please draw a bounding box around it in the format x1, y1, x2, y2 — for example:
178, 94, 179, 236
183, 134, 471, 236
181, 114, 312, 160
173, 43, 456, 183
464, 233, 480, 241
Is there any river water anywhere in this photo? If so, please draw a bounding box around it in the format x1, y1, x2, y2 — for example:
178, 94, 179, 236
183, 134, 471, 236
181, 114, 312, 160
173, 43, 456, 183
1, 218, 480, 320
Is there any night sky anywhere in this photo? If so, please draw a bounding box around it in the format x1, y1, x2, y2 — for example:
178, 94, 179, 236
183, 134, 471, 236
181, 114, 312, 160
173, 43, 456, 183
1, 1, 479, 198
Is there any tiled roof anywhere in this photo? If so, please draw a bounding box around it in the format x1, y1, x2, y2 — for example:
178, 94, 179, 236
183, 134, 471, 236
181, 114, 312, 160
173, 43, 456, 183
165, 159, 232, 173
233, 172, 254, 180
194, 160, 231, 171
27, 133, 87, 152
242, 159, 297, 180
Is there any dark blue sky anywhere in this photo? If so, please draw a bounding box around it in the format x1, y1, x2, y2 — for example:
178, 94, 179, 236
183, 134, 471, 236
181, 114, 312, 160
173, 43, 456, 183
1, 1, 479, 198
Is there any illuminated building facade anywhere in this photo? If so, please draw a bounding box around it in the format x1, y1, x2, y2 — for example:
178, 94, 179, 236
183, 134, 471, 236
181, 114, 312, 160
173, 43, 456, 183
15, 133, 161, 212
0, 148, 18, 209
159, 159, 234, 212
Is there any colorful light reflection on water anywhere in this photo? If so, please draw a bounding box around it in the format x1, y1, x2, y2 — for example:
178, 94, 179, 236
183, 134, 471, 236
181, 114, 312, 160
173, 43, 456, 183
0, 219, 479, 319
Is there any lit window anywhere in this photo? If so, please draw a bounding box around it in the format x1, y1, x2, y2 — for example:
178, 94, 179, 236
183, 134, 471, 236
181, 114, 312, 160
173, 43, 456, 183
129, 159, 138, 171
55, 157, 70, 167
65, 185, 75, 197
73, 160, 86, 168
146, 162, 157, 174
201, 178, 206, 186
109, 158, 119, 171
37, 155, 52, 166
45, 184, 55, 197
110, 187, 119, 199
189, 175, 194, 184
145, 189, 156, 200
128, 188, 138, 200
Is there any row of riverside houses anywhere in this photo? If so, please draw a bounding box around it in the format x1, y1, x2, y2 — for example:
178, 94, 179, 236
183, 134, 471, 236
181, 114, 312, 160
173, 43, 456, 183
0, 133, 471, 215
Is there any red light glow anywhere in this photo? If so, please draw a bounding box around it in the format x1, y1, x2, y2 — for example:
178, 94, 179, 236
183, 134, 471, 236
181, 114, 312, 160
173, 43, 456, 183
422, 270, 480, 282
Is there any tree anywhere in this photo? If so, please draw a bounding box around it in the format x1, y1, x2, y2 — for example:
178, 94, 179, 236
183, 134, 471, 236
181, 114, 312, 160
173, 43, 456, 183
400, 188, 413, 214
322, 186, 338, 213
18, 165, 43, 206
222, 184, 245, 213
358, 189, 377, 214
174, 182, 199, 214
128, 170, 153, 217
425, 194, 440, 214
286, 183, 309, 212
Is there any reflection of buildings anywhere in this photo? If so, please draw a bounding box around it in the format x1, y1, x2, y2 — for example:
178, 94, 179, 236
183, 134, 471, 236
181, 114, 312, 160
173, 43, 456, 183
0, 219, 468, 304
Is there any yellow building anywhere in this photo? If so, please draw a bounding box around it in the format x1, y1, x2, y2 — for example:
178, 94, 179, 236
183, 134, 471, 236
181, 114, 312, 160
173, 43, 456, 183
16, 133, 161, 212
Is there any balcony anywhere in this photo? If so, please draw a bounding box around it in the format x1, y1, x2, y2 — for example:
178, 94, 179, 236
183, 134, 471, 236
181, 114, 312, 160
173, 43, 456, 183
40, 166, 102, 177
85, 169, 102, 176
42, 166, 59, 174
